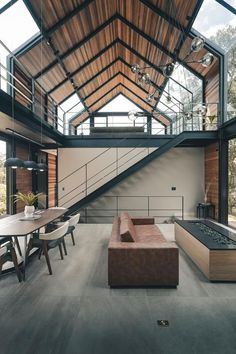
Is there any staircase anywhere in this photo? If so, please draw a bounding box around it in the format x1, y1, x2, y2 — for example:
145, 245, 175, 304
59, 131, 216, 215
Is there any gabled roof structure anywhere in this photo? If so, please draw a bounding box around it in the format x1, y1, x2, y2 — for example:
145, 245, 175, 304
14, 0, 221, 128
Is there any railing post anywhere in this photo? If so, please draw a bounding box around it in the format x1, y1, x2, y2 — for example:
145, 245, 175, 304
31, 79, 35, 113
182, 196, 184, 220
116, 147, 118, 176
85, 164, 88, 196
148, 196, 149, 216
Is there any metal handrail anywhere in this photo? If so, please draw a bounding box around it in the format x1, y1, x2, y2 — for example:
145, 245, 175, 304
0, 40, 65, 130
79, 195, 184, 223
59, 146, 149, 204
59, 109, 217, 206
58, 119, 153, 183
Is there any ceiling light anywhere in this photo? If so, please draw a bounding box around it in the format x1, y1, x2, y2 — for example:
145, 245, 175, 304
4, 157, 24, 169
201, 53, 214, 67
131, 64, 141, 74
128, 110, 137, 121
23, 160, 39, 171
37, 162, 48, 172
191, 37, 205, 52
163, 63, 175, 78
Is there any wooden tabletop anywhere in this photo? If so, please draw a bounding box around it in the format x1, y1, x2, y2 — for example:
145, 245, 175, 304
0, 209, 68, 237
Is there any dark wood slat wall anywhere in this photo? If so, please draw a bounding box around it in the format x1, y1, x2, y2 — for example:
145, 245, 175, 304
15, 143, 33, 213
48, 153, 57, 208
205, 60, 220, 115
205, 142, 219, 220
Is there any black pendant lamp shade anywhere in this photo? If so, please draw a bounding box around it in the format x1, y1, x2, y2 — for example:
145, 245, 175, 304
23, 160, 39, 170
37, 162, 48, 172
4, 157, 24, 169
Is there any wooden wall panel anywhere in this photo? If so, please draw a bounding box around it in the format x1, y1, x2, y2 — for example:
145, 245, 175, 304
15, 143, 32, 213
48, 153, 57, 208
205, 60, 219, 116
205, 143, 219, 219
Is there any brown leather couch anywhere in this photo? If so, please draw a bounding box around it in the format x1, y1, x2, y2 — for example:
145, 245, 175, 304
108, 213, 179, 287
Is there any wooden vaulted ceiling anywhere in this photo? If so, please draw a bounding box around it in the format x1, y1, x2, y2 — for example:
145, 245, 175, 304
17, 0, 218, 126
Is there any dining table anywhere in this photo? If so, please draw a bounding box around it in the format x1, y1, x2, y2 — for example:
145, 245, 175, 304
0, 208, 68, 280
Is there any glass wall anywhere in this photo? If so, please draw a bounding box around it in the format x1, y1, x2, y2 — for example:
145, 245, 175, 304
228, 138, 236, 228
0, 140, 7, 215
193, 0, 236, 121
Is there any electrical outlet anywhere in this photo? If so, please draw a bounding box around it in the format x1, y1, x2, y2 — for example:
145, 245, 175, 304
171, 187, 176, 191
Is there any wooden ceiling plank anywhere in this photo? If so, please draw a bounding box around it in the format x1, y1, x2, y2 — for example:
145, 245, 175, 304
47, 39, 119, 95
34, 14, 117, 79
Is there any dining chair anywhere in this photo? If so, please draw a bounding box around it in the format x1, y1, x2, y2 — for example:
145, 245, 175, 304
0, 238, 22, 282
0, 215, 22, 257
26, 221, 69, 275
64, 212, 80, 246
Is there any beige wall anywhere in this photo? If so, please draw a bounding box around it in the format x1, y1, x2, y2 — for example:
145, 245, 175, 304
58, 147, 204, 221
58, 147, 156, 208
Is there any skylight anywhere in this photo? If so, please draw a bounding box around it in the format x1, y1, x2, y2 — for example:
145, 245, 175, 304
193, 0, 236, 40
99, 94, 143, 112
0, 0, 39, 51
0, 0, 12, 10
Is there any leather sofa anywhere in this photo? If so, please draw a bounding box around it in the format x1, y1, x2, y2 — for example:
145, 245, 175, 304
108, 213, 179, 287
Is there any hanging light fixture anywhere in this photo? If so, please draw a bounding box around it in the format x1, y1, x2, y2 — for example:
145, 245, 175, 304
200, 53, 214, 67
37, 151, 48, 172
137, 72, 151, 86
24, 160, 39, 170
4, 157, 24, 169
37, 161, 48, 172
162, 63, 175, 78
131, 64, 141, 74
24, 143, 38, 171
128, 110, 138, 121
130, 36, 214, 88
191, 36, 205, 52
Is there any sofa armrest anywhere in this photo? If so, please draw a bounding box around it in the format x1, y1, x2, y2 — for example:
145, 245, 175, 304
131, 217, 154, 225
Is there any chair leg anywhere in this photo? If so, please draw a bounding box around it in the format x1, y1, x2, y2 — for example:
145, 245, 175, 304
58, 244, 64, 260
62, 239, 67, 256
13, 237, 22, 257
10, 248, 22, 282
38, 248, 43, 260
42, 241, 52, 275
25, 239, 33, 266
71, 231, 75, 246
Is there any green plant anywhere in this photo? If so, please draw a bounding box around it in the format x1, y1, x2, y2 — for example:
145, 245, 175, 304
13, 192, 42, 206
207, 114, 216, 125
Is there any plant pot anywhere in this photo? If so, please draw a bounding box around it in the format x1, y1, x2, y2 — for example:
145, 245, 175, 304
24, 205, 35, 217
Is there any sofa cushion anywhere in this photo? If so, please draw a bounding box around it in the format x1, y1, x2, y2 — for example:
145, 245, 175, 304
134, 225, 166, 243
120, 218, 136, 242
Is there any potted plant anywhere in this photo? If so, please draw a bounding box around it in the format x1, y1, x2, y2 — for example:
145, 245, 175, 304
13, 192, 42, 217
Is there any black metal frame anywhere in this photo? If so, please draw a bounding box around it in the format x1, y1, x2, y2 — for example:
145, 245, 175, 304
0, 0, 18, 15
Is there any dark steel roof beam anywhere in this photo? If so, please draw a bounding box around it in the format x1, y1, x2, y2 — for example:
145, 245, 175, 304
47, 39, 119, 95
34, 14, 117, 79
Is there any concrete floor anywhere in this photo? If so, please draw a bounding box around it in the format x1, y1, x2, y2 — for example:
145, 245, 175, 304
1, 224, 236, 354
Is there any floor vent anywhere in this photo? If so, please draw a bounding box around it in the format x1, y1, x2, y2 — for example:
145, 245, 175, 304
157, 320, 169, 327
